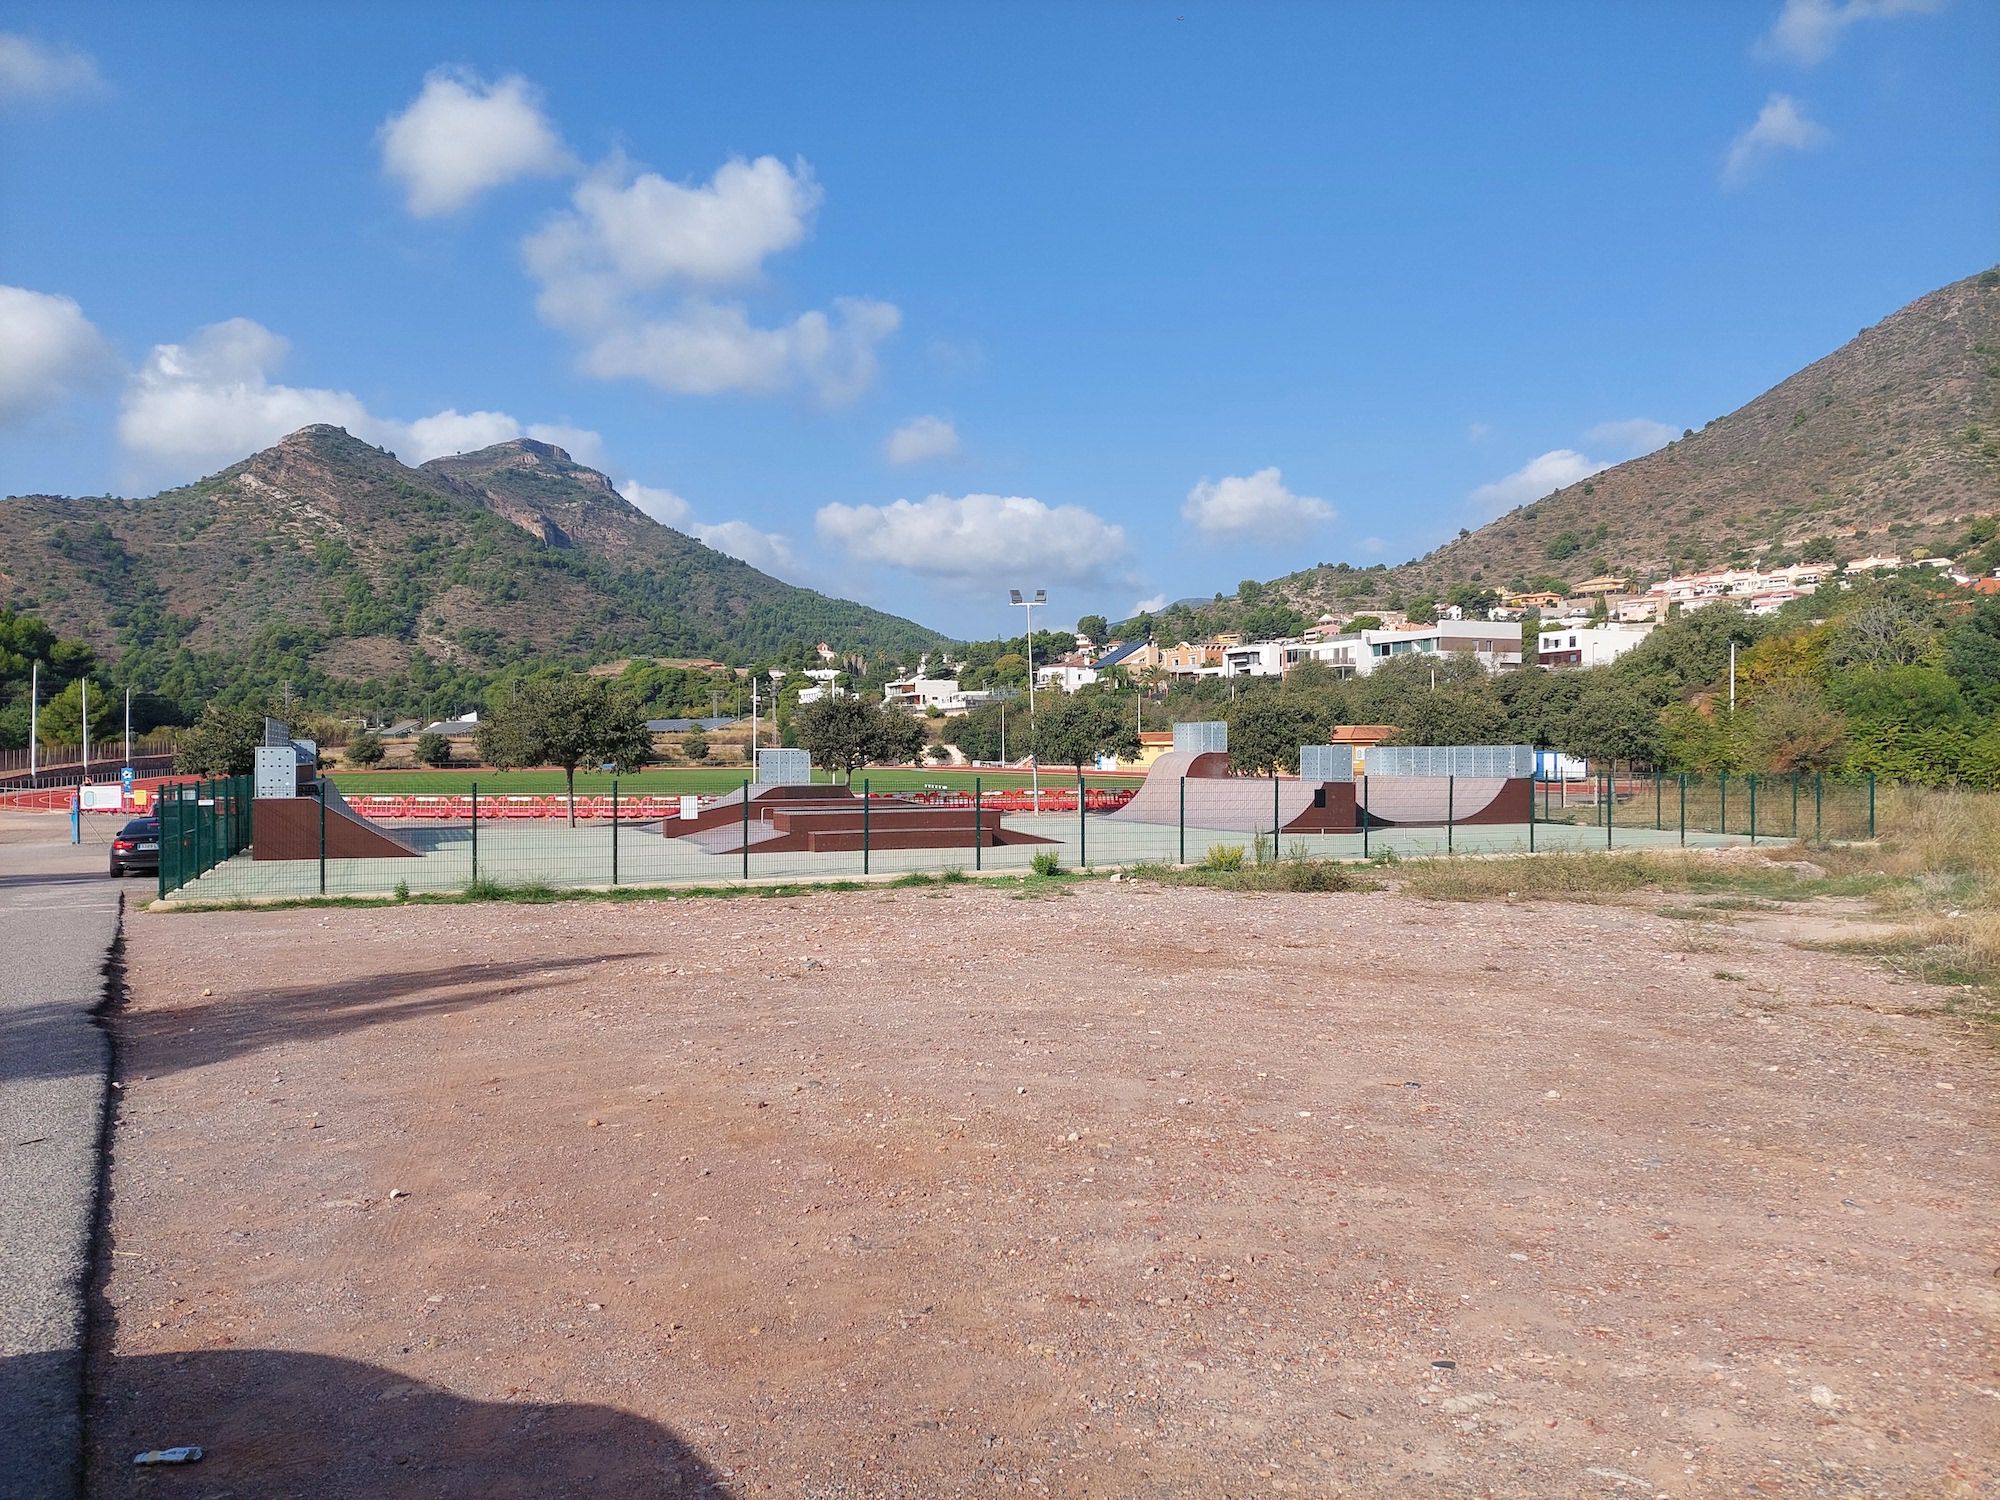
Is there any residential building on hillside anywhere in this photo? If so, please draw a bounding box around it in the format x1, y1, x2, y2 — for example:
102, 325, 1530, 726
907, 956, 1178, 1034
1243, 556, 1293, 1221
1162, 641, 1225, 676
882, 676, 969, 712
1036, 656, 1100, 694
1224, 620, 1524, 679
1537, 621, 1655, 668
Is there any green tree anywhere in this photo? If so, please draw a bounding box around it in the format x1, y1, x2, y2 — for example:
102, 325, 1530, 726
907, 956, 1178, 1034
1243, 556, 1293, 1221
1076, 614, 1109, 644
344, 730, 386, 768
1746, 686, 1848, 774
174, 703, 267, 777
792, 696, 926, 781
35, 678, 118, 747
681, 725, 710, 761
1345, 614, 1383, 633
414, 730, 453, 768
1223, 693, 1327, 774
476, 675, 652, 825
1035, 693, 1142, 772
1657, 701, 1747, 775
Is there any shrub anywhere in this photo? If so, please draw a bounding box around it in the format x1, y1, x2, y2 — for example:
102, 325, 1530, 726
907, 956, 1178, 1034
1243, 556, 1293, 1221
1202, 844, 1246, 873
414, 731, 452, 768
344, 730, 385, 768
1030, 849, 1061, 876
682, 727, 710, 761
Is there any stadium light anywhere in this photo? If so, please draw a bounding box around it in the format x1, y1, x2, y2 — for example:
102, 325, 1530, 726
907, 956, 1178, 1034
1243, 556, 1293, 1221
1010, 588, 1046, 809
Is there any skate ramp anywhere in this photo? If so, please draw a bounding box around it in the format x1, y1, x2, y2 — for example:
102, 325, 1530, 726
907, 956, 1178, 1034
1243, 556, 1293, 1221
252, 784, 418, 860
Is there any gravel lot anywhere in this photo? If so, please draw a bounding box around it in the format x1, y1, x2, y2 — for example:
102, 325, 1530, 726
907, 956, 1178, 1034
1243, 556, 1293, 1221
89, 878, 1997, 1498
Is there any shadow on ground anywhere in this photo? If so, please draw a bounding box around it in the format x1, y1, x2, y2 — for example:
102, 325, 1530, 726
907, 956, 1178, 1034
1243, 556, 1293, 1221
107, 951, 644, 1081
72, 1347, 730, 1498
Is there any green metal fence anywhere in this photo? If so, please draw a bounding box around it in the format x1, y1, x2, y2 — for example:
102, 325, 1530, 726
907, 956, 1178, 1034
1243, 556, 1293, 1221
1533, 770, 1877, 844
158, 774, 253, 898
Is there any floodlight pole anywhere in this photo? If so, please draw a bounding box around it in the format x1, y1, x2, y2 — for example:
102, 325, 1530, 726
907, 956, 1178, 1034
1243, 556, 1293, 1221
1010, 589, 1045, 811
124, 686, 132, 767
81, 679, 89, 780
28, 662, 37, 788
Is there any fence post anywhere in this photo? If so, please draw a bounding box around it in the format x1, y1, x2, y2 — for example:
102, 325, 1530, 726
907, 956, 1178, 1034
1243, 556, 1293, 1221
1749, 774, 1757, 845
1361, 776, 1370, 859
1446, 774, 1454, 855
1272, 772, 1280, 862
1654, 771, 1662, 831
1719, 773, 1728, 837
1528, 774, 1535, 852
1791, 771, 1799, 838
1679, 775, 1687, 847
158, 792, 170, 899
471, 782, 478, 885
1868, 773, 1876, 838
1814, 773, 1822, 842
1178, 775, 1186, 866
1605, 770, 1613, 850
611, 779, 619, 887
974, 776, 982, 871
863, 778, 870, 875
742, 780, 751, 881
317, 780, 327, 897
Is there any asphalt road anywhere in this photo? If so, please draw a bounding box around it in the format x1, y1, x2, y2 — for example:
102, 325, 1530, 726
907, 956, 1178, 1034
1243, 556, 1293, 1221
0, 813, 126, 1500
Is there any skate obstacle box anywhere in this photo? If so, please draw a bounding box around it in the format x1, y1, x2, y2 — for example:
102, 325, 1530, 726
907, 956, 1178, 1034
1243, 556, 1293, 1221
250, 719, 417, 861
1106, 726, 1533, 832
664, 763, 1055, 855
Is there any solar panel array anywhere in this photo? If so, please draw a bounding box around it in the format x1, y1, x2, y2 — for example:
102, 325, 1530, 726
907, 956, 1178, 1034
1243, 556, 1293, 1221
1173, 721, 1228, 754
1299, 743, 1356, 782
1365, 744, 1535, 778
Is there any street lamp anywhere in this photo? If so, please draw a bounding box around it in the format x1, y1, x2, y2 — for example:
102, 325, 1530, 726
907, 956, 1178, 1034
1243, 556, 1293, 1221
1010, 588, 1045, 810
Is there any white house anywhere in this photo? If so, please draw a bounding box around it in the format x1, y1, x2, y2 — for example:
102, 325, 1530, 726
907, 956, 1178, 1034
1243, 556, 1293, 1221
882, 676, 971, 711
1537, 621, 1654, 669
1035, 662, 1100, 694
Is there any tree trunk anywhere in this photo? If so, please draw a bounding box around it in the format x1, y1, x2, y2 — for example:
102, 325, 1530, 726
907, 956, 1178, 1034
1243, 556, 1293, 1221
566, 764, 577, 827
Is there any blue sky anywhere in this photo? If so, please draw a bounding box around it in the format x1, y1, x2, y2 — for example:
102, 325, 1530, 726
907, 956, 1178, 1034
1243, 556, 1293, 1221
2, 1, 1995, 641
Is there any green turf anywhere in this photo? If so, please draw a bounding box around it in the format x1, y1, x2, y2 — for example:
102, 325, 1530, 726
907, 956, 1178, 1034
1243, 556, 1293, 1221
328, 766, 1146, 796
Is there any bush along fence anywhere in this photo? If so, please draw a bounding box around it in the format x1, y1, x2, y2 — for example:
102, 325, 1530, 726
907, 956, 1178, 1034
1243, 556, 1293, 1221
158, 775, 254, 897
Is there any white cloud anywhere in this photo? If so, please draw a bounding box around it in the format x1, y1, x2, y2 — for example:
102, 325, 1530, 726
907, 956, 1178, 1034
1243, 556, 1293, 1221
0, 33, 103, 103
618, 479, 695, 528
526, 155, 820, 313
0, 285, 116, 423
616, 479, 806, 581
1722, 94, 1831, 187
1583, 417, 1677, 456
116, 316, 600, 479
816, 493, 1129, 586
1128, 594, 1169, 616
378, 69, 574, 217
525, 154, 893, 404
1466, 422, 1492, 443
691, 518, 801, 577
575, 295, 898, 403
1181, 467, 1335, 538
884, 415, 959, 466
1758, 0, 1941, 66
1468, 448, 1611, 514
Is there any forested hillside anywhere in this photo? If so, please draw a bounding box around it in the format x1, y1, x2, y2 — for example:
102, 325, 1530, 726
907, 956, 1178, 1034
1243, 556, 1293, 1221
0, 425, 945, 721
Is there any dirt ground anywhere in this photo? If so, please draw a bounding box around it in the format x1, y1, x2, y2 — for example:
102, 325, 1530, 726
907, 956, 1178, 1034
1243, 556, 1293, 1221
88, 877, 1997, 1499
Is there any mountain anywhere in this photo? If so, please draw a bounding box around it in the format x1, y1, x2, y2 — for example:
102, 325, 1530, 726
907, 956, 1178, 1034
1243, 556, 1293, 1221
0, 426, 945, 679
1264, 265, 2000, 616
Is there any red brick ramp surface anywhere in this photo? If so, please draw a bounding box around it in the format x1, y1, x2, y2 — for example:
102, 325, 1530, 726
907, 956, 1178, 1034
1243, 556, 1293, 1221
251, 795, 418, 861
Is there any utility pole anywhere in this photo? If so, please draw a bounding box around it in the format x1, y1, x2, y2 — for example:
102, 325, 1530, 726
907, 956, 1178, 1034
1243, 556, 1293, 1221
81, 678, 89, 780
1729, 640, 1737, 712
125, 686, 132, 766
750, 675, 760, 765
28, 662, 37, 787
1010, 588, 1045, 810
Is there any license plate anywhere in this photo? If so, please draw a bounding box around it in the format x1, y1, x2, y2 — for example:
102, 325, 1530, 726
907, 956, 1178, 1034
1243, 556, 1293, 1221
137, 843, 158, 852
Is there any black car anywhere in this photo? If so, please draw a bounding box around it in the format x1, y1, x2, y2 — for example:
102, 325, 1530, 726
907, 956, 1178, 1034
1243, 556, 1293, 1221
109, 817, 161, 878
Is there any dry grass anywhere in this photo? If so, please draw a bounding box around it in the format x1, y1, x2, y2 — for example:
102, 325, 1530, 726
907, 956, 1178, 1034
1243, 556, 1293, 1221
1126, 856, 1371, 894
